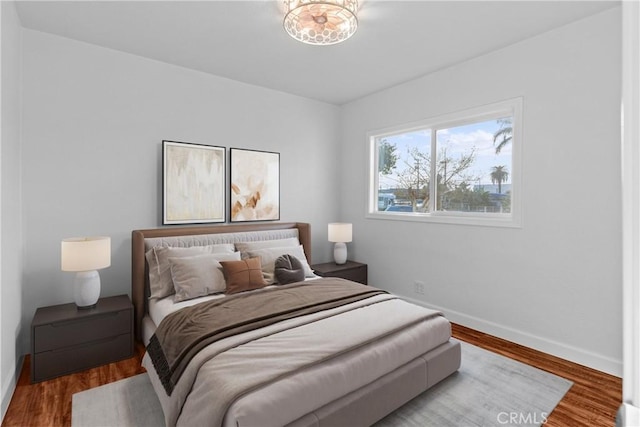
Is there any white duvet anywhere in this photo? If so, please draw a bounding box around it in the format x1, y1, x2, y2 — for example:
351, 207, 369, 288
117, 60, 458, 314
143, 293, 451, 427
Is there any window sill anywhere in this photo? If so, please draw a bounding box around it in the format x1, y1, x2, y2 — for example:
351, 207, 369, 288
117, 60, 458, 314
365, 211, 522, 228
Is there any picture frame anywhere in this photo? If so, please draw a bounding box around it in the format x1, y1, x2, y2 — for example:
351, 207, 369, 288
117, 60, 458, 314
230, 148, 280, 222
163, 140, 226, 224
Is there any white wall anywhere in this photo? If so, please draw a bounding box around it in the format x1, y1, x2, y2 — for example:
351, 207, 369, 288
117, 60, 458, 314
621, 0, 640, 410
340, 8, 622, 375
19, 29, 340, 354
10, 3, 624, 389
0, 1, 23, 420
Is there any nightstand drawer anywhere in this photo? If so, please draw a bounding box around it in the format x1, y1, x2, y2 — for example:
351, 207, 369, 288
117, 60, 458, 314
34, 309, 131, 353
33, 333, 132, 382
335, 267, 367, 284
311, 261, 368, 285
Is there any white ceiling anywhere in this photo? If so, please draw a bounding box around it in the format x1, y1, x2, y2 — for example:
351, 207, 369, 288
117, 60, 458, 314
15, 0, 619, 105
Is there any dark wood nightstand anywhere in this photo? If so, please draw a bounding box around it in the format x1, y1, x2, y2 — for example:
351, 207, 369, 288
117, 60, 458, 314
31, 294, 133, 383
311, 260, 368, 285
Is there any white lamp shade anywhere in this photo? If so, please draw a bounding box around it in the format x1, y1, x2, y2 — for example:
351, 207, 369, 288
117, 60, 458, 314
328, 223, 352, 243
61, 237, 111, 272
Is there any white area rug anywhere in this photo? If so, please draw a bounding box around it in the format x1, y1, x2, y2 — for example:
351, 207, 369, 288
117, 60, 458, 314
72, 342, 572, 427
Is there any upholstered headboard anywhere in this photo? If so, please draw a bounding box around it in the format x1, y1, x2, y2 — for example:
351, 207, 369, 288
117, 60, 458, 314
131, 222, 311, 341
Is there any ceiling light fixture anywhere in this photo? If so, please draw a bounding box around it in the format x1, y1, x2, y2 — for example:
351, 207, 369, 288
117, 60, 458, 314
283, 0, 358, 46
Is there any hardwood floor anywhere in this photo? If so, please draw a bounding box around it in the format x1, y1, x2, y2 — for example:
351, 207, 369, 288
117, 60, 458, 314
2, 343, 147, 427
452, 324, 622, 427
1, 324, 621, 427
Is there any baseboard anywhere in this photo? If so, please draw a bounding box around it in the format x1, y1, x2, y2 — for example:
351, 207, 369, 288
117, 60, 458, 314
617, 403, 640, 427
401, 295, 622, 377
1, 355, 23, 423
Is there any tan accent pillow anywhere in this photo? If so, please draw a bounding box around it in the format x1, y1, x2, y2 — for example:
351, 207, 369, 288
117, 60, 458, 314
146, 243, 235, 299
169, 252, 241, 302
220, 257, 267, 295
244, 245, 314, 284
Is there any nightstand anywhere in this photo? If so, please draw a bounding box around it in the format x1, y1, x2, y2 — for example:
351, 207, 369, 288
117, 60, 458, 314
311, 260, 368, 285
31, 294, 133, 383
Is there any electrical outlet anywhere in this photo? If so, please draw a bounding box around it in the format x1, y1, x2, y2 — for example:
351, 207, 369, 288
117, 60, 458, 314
414, 281, 425, 295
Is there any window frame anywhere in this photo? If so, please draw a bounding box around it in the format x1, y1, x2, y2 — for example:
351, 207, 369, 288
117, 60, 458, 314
366, 98, 523, 228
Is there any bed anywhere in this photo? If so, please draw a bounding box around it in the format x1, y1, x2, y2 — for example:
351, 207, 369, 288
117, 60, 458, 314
131, 222, 461, 427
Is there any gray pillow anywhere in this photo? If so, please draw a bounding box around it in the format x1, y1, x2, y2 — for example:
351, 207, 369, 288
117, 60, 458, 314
245, 245, 314, 284
274, 254, 305, 285
169, 252, 241, 302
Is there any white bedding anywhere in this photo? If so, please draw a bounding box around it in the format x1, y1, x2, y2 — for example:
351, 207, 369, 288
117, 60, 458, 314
149, 293, 223, 327
143, 293, 451, 427
221, 307, 450, 427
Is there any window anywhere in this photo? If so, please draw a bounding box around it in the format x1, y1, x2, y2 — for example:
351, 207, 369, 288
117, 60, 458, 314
368, 98, 522, 227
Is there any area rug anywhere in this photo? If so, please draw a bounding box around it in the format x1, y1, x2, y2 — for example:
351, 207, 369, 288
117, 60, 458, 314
72, 342, 572, 427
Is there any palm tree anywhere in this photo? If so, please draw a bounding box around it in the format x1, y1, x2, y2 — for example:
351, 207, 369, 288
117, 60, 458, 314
493, 118, 512, 154
490, 166, 509, 194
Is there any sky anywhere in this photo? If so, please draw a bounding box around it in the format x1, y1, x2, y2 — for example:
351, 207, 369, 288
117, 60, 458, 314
378, 117, 512, 190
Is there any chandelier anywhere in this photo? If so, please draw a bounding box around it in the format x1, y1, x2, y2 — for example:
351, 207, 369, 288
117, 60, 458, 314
283, 0, 359, 46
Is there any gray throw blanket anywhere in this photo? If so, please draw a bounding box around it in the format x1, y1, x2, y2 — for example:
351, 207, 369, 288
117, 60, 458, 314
147, 278, 386, 395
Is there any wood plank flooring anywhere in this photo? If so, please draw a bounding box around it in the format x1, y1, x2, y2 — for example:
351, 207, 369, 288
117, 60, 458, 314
2, 343, 147, 427
451, 324, 621, 426
1, 324, 621, 427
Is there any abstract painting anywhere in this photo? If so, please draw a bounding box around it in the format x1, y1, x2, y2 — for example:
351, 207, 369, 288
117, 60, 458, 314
163, 140, 225, 224
230, 148, 280, 222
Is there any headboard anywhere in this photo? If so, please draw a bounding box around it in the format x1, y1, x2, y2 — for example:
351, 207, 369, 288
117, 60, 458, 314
131, 222, 311, 341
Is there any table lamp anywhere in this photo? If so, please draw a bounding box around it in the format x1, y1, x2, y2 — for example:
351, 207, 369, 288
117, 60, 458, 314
61, 236, 111, 309
328, 223, 352, 265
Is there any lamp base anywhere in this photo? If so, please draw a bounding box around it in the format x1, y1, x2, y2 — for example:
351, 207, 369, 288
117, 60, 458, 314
74, 270, 101, 309
333, 242, 347, 265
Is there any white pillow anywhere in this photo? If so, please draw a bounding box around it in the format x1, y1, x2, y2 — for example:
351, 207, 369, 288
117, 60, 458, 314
244, 245, 314, 284
146, 243, 235, 299
169, 252, 241, 302
235, 237, 300, 254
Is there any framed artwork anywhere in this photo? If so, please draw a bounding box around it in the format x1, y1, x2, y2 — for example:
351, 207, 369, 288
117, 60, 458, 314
230, 148, 280, 222
163, 140, 226, 224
